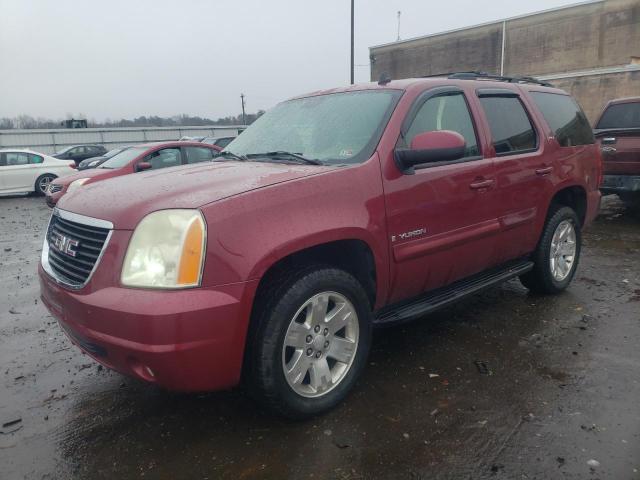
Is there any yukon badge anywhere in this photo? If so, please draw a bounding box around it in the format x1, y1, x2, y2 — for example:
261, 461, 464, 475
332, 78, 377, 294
51, 232, 79, 257
391, 228, 427, 242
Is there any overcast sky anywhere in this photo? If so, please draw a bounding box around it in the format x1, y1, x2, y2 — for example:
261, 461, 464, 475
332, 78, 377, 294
0, 0, 580, 121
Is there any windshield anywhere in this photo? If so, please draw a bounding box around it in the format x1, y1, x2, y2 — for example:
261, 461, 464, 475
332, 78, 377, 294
225, 90, 401, 165
100, 147, 146, 169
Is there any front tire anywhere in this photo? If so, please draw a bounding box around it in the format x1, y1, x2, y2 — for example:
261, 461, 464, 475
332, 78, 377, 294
250, 266, 372, 419
520, 206, 581, 294
35, 174, 56, 196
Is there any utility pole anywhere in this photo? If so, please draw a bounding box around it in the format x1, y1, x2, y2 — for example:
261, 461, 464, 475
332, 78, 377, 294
240, 93, 246, 125
350, 0, 354, 84
397, 11, 401, 41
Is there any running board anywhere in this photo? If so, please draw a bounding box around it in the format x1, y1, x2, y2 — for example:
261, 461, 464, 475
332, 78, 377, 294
374, 260, 533, 325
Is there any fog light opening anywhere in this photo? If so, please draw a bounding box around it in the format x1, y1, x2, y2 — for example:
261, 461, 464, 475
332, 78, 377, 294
127, 357, 157, 383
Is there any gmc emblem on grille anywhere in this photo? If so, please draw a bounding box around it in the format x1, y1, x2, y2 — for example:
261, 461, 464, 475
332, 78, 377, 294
51, 232, 79, 257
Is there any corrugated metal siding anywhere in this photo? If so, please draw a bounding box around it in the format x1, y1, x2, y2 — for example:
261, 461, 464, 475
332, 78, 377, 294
0, 126, 243, 154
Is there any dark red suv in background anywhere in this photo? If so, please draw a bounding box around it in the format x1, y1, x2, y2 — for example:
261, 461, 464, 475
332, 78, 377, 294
46, 141, 221, 206
39, 73, 601, 418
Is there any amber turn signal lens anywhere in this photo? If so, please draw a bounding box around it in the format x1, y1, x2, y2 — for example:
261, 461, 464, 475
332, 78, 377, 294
177, 217, 205, 285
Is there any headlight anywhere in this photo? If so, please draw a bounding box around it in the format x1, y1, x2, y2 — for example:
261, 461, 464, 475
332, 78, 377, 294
67, 178, 89, 193
121, 209, 206, 289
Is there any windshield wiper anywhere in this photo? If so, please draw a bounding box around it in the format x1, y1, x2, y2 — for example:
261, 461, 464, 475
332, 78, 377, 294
247, 151, 323, 165
217, 151, 247, 161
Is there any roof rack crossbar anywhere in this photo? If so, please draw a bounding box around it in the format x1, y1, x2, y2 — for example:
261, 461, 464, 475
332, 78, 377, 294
421, 71, 552, 87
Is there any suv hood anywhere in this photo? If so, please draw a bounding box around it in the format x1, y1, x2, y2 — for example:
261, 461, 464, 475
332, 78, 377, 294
58, 161, 336, 229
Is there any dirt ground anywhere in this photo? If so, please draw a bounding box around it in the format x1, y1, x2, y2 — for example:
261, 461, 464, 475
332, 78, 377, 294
0, 194, 639, 480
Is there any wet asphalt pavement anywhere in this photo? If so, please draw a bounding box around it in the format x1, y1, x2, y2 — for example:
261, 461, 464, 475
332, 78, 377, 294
0, 195, 639, 480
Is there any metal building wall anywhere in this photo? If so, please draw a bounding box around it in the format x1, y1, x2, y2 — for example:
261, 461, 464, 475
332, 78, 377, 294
0, 126, 244, 154
369, 0, 640, 122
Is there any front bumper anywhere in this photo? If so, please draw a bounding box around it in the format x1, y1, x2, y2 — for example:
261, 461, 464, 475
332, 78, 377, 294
39, 264, 258, 391
600, 175, 640, 195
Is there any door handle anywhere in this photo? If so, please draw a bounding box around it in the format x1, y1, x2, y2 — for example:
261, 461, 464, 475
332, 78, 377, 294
535, 166, 553, 176
469, 179, 494, 190
601, 146, 617, 154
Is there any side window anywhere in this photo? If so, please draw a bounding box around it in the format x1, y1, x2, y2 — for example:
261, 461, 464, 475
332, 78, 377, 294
4, 152, 30, 166
405, 93, 479, 158
479, 96, 537, 154
184, 147, 214, 164
29, 154, 44, 164
530, 92, 594, 146
0, 153, 6, 166
146, 148, 182, 170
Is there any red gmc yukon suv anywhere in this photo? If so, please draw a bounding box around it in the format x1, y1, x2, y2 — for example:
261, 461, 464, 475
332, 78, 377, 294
38, 73, 601, 418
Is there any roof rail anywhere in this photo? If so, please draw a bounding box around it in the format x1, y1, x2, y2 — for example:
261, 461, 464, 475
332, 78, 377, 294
421, 71, 552, 87
447, 71, 553, 87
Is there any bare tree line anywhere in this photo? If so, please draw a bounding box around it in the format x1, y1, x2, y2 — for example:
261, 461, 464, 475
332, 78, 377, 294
0, 111, 265, 130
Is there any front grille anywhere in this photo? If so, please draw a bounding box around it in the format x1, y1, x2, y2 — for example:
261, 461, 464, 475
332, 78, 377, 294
48, 184, 63, 194
47, 214, 110, 287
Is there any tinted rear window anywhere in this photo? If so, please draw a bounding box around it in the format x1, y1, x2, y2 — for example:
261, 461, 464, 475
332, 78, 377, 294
596, 102, 640, 129
530, 92, 594, 147
479, 96, 537, 154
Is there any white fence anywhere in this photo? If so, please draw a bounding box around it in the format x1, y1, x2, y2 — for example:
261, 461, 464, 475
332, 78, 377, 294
0, 125, 245, 154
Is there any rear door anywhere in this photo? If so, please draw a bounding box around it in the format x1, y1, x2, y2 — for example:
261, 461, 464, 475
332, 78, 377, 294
475, 89, 549, 263
595, 101, 640, 177
382, 86, 502, 302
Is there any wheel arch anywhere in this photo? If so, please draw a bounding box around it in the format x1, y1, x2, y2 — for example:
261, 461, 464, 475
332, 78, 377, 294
251, 237, 379, 310
547, 184, 587, 227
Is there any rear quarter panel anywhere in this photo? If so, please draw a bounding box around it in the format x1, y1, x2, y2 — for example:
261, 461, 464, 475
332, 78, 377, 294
520, 87, 602, 232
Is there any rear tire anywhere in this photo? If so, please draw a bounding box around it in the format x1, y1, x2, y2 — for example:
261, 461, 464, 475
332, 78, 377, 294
520, 206, 581, 294
34, 174, 56, 196
250, 266, 372, 419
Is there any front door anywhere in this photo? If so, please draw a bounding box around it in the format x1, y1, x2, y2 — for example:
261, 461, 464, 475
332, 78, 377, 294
382, 87, 501, 303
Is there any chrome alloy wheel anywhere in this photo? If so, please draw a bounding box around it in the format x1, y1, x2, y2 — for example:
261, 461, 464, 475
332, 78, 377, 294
38, 176, 53, 194
550, 219, 577, 281
282, 291, 359, 398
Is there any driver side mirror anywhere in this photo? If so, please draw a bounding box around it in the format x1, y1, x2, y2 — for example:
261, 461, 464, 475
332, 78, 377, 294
136, 161, 152, 172
395, 130, 466, 174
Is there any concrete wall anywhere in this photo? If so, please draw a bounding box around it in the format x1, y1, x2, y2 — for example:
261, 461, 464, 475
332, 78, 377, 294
549, 70, 640, 122
370, 0, 640, 122
504, 0, 639, 75
370, 23, 503, 79
0, 125, 244, 155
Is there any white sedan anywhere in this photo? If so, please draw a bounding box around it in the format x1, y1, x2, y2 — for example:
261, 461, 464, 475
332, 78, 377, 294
0, 149, 76, 196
